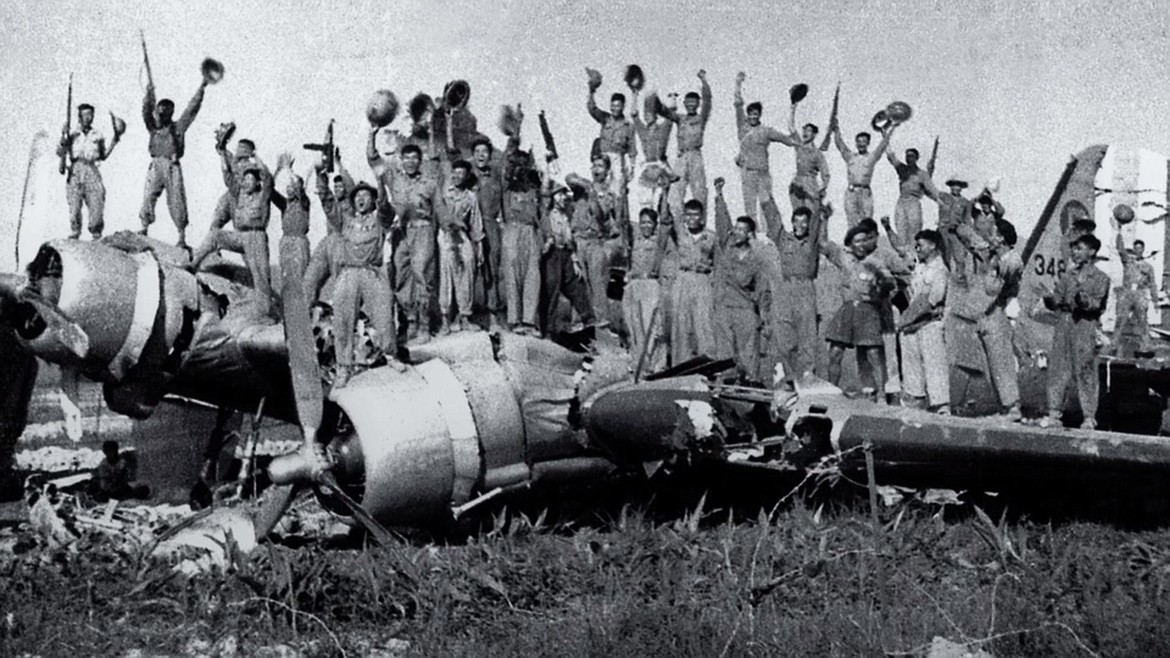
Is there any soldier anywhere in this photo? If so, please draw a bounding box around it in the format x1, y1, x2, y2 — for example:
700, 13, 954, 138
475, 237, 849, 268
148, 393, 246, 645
662, 70, 712, 220
733, 72, 797, 230
368, 129, 444, 343
471, 134, 512, 330
667, 198, 718, 365
139, 77, 209, 248
783, 118, 831, 228
312, 182, 404, 389
209, 133, 260, 235
1112, 217, 1157, 358
976, 218, 1023, 420
712, 183, 770, 383
886, 147, 939, 240
1040, 233, 1110, 429
761, 199, 828, 382
387, 93, 444, 183
502, 140, 547, 336
586, 72, 637, 207
832, 123, 894, 228
270, 155, 311, 285
541, 181, 595, 338
569, 157, 621, 328
896, 229, 950, 414
189, 160, 275, 317
631, 92, 675, 214
437, 160, 485, 334
823, 220, 904, 400
932, 175, 990, 277
58, 103, 124, 240
623, 206, 668, 374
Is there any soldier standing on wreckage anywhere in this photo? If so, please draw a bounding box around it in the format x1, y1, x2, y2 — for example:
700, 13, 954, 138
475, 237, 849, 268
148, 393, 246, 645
760, 198, 829, 384
822, 220, 906, 401
189, 156, 275, 317
667, 197, 718, 365
58, 102, 125, 240
631, 91, 675, 217
1040, 233, 1109, 430
311, 181, 405, 389
782, 118, 831, 233
712, 178, 771, 383
1112, 212, 1157, 358
661, 70, 712, 221
893, 228, 951, 415
139, 76, 209, 249
437, 160, 485, 334
831, 117, 895, 229
976, 217, 1023, 420
567, 158, 621, 330
500, 121, 546, 336
368, 128, 444, 343
471, 133, 509, 331
541, 180, 596, 340
886, 147, 939, 240
733, 72, 795, 232
623, 202, 669, 373
585, 69, 636, 215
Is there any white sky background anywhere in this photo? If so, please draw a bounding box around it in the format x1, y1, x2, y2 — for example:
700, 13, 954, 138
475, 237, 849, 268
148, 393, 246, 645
3, 0, 1170, 272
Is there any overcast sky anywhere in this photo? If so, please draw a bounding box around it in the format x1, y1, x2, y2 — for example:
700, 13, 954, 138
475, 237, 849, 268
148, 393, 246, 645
3, 0, 1170, 271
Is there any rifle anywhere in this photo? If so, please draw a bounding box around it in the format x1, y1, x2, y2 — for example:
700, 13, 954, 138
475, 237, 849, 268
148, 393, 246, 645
818, 82, 840, 152
303, 120, 336, 173
927, 135, 940, 178
538, 110, 558, 167
140, 30, 154, 89
58, 74, 72, 175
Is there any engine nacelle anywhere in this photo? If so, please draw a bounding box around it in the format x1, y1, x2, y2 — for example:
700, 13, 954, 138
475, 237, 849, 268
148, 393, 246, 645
328, 333, 628, 527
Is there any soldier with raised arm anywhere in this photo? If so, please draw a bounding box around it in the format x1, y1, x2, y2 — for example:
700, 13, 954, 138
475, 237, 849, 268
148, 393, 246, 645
631, 92, 675, 216
832, 118, 894, 228
586, 70, 637, 206
733, 72, 798, 231
189, 153, 275, 317
1112, 214, 1157, 358
761, 198, 828, 382
784, 108, 830, 228
662, 70, 712, 220
58, 103, 125, 240
886, 146, 939, 240
139, 77, 208, 248
501, 131, 547, 336
368, 125, 444, 343
712, 179, 770, 383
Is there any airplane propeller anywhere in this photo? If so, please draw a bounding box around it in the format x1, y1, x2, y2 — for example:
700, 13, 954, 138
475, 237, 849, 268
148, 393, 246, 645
252, 157, 395, 545
0, 274, 89, 359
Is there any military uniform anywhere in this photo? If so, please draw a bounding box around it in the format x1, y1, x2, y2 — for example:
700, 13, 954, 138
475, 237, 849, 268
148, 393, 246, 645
669, 218, 718, 365
662, 78, 712, 220
887, 154, 938, 239
623, 226, 667, 374
139, 84, 205, 243
762, 198, 823, 379
59, 126, 113, 239
900, 254, 950, 408
438, 184, 484, 325
501, 157, 544, 330
1044, 259, 1110, 427
541, 204, 595, 333
834, 131, 891, 228
733, 97, 795, 230
713, 194, 769, 381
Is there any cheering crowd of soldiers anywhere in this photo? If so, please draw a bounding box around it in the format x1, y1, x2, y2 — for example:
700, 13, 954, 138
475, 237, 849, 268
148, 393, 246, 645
52, 61, 1160, 428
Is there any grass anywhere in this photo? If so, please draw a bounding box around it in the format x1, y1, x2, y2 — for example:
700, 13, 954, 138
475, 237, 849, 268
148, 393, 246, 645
3, 488, 1170, 657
